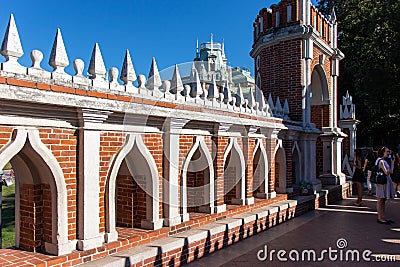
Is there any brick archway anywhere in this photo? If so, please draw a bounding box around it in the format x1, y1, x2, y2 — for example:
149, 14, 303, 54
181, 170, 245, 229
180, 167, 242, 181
105, 134, 162, 243
181, 136, 215, 219
252, 139, 269, 198
0, 128, 70, 255
274, 142, 287, 194
223, 137, 246, 205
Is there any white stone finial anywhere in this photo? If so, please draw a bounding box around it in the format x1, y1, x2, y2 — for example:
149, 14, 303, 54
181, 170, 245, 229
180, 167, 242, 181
27, 49, 51, 78
109, 67, 119, 84
138, 74, 147, 90
235, 84, 245, 106
223, 81, 232, 104
275, 97, 283, 115
88, 43, 106, 79
72, 58, 89, 85
170, 64, 184, 94
49, 28, 69, 74
30, 50, 43, 69
73, 59, 84, 76
162, 80, 171, 92
268, 93, 275, 113
183, 84, 190, 97
283, 99, 290, 118
190, 68, 203, 98
330, 8, 337, 23
1, 14, 25, 74
120, 49, 137, 85
88, 43, 108, 88
147, 57, 162, 90
207, 75, 219, 100
247, 87, 256, 109
255, 87, 266, 111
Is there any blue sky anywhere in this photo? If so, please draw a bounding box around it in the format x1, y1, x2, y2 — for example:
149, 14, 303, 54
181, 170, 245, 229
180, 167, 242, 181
0, 0, 318, 78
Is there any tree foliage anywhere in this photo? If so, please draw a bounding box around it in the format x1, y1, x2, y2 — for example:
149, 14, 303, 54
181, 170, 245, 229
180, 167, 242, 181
317, 0, 400, 148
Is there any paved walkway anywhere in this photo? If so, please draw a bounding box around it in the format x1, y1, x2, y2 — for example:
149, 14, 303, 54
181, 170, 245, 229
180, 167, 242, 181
187, 196, 400, 266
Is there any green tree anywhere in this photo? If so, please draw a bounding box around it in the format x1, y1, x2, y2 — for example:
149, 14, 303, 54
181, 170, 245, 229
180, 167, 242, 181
317, 0, 400, 148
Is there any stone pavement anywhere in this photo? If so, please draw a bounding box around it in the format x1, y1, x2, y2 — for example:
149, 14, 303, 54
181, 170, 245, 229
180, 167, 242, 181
187, 196, 400, 266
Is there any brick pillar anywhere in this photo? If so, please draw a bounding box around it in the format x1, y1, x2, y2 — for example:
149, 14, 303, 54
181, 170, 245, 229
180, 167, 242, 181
213, 135, 228, 212
243, 137, 255, 205
266, 134, 278, 198
283, 139, 293, 192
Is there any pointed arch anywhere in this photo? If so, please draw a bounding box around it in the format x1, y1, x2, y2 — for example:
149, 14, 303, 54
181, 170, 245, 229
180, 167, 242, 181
310, 64, 330, 106
292, 141, 302, 185
252, 138, 269, 198
223, 137, 246, 204
0, 128, 70, 255
181, 136, 215, 218
105, 134, 162, 243
274, 140, 287, 194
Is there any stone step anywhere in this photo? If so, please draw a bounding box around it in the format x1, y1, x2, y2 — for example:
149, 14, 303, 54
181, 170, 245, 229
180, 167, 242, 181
81, 199, 297, 267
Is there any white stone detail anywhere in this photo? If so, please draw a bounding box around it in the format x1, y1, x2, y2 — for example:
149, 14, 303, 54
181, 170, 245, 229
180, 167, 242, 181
147, 57, 162, 90
49, 28, 69, 77
1, 14, 25, 74
88, 43, 108, 89
170, 64, 184, 95
120, 49, 137, 85
28, 50, 51, 79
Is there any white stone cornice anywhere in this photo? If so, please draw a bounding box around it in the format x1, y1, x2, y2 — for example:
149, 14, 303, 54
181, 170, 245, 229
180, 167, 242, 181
79, 108, 112, 125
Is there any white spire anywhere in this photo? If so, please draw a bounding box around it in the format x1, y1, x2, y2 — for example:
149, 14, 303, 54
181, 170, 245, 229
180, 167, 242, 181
275, 97, 283, 115
222, 38, 226, 58
147, 57, 162, 90
49, 28, 69, 74
223, 80, 232, 104
268, 93, 276, 114
283, 99, 290, 118
120, 49, 137, 85
247, 87, 256, 109
190, 68, 203, 98
1, 14, 25, 74
88, 43, 106, 79
210, 33, 214, 53
255, 87, 266, 111
196, 38, 199, 58
235, 84, 245, 106
330, 8, 337, 23
207, 75, 219, 100
170, 64, 184, 94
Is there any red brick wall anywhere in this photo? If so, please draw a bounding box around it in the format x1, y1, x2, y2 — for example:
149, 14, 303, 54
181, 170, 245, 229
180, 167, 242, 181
99, 132, 125, 232
116, 174, 147, 228
213, 136, 229, 206
283, 140, 293, 188
243, 138, 256, 199
256, 39, 303, 121
19, 184, 52, 252
224, 154, 237, 203
39, 128, 77, 241
252, 147, 261, 196
267, 138, 276, 193
0, 127, 14, 151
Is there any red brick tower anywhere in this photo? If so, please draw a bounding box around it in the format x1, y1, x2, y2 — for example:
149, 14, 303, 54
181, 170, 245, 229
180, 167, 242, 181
251, 0, 346, 184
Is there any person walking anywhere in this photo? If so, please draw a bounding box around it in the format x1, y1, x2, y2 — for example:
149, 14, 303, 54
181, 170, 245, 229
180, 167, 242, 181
391, 152, 400, 198
352, 149, 365, 206
376, 146, 395, 224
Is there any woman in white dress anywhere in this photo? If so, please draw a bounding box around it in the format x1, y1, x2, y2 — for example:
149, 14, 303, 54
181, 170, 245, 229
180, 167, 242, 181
375, 146, 395, 224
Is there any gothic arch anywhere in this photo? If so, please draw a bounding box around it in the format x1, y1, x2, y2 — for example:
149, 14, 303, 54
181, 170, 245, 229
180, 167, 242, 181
252, 139, 269, 198
181, 136, 215, 218
0, 128, 70, 255
310, 64, 330, 106
105, 134, 162, 243
274, 141, 287, 193
223, 137, 246, 204
292, 141, 302, 185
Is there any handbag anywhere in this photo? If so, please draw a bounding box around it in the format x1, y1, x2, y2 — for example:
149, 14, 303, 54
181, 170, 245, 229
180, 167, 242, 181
370, 159, 387, 185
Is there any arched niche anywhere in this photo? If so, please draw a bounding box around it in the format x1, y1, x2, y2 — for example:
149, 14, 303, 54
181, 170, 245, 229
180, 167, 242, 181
0, 128, 70, 255
223, 138, 246, 205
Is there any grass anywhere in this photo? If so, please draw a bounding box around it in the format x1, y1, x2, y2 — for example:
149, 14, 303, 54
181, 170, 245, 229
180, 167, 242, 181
2, 184, 15, 248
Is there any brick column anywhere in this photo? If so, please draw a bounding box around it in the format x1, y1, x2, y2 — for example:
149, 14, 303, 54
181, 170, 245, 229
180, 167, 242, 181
243, 136, 255, 205
77, 109, 111, 250
212, 135, 229, 212
265, 129, 279, 198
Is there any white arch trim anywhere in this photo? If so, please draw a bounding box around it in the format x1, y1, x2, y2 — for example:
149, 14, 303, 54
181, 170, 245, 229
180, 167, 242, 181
105, 133, 162, 242
181, 136, 215, 218
252, 138, 269, 198
0, 128, 71, 255
274, 140, 287, 194
292, 141, 303, 184
223, 137, 246, 203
